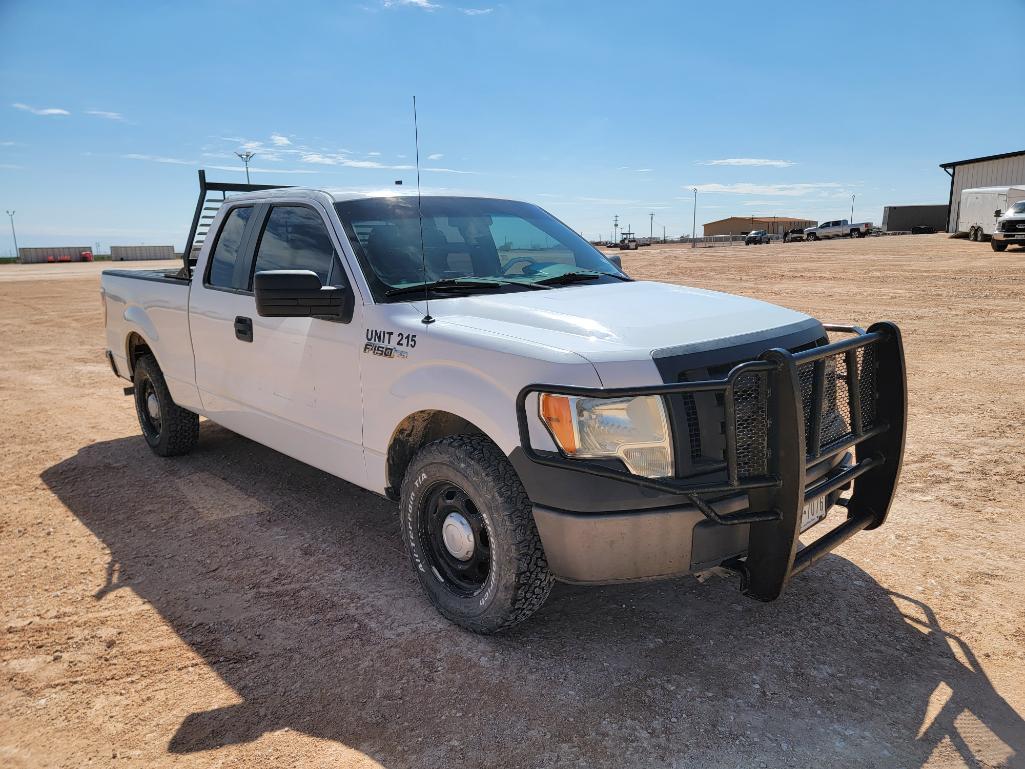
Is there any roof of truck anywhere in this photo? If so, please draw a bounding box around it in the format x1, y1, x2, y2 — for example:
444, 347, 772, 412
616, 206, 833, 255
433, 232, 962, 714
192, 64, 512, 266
226, 187, 508, 203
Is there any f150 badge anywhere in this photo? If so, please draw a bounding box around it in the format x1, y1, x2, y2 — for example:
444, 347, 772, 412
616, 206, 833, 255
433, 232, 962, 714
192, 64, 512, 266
364, 329, 416, 359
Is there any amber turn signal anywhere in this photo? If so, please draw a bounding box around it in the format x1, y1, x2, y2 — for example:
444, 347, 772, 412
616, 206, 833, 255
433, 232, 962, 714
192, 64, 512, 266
539, 393, 577, 454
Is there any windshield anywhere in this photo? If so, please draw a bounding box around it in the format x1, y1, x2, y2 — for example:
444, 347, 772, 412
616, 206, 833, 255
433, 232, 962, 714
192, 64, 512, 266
334, 196, 625, 302
1009, 201, 1025, 215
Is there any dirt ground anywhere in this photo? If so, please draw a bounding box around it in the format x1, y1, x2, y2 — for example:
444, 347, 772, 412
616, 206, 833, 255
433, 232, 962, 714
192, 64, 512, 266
2, 236, 1024, 769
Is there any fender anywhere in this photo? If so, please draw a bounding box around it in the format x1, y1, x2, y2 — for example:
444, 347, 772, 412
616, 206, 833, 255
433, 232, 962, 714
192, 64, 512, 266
123, 305, 161, 352
362, 358, 602, 494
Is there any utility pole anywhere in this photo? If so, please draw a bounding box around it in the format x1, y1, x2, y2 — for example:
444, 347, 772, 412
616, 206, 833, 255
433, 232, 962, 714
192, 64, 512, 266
5, 210, 18, 260
612, 214, 619, 244
235, 151, 256, 184
691, 188, 697, 248
851, 194, 856, 223
663, 224, 666, 243
649, 211, 654, 242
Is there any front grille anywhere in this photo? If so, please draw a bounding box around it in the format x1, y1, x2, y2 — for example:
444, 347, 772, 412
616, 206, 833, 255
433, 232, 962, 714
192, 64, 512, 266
663, 336, 876, 480
1001, 220, 1025, 233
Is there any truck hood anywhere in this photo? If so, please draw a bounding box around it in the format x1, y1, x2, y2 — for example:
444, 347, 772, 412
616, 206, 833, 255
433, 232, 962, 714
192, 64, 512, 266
423, 280, 817, 365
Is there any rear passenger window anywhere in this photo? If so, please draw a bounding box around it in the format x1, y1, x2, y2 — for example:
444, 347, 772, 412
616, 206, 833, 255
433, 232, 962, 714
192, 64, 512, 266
207, 206, 253, 288
250, 206, 341, 287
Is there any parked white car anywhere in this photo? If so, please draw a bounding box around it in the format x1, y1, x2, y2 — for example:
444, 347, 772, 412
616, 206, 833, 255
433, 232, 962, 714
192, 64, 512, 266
992, 198, 1025, 251
100, 172, 907, 633
804, 219, 873, 240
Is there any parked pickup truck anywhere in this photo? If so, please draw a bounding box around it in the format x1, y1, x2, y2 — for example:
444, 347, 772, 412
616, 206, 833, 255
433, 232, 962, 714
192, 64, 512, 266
101, 171, 907, 633
804, 219, 873, 240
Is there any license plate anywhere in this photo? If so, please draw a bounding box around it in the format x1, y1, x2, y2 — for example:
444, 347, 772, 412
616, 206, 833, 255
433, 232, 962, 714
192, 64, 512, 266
801, 497, 827, 532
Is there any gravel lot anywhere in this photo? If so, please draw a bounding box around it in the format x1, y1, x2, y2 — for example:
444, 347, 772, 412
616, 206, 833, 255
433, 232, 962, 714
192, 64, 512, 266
2, 236, 1024, 768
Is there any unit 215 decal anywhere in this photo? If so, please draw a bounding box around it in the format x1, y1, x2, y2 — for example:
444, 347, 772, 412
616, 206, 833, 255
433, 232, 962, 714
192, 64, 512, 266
364, 328, 417, 359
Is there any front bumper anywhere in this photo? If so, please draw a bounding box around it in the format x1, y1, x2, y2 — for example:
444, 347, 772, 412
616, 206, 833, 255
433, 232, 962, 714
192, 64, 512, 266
515, 322, 907, 601
993, 230, 1025, 243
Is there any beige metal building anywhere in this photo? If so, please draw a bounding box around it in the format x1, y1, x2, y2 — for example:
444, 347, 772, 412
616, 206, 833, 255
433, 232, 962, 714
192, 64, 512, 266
702, 216, 816, 237
941, 149, 1025, 232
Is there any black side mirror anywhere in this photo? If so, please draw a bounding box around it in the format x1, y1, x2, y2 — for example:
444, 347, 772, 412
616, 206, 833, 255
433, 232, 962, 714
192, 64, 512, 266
995, 209, 1003, 217
606, 253, 625, 273
254, 270, 354, 323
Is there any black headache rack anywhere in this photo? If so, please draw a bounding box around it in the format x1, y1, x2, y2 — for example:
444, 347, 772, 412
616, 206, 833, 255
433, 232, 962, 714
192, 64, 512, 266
180, 170, 291, 279
515, 322, 907, 601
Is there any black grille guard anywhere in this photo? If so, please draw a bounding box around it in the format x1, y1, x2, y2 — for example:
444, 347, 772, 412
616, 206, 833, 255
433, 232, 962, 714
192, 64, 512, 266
515, 321, 907, 600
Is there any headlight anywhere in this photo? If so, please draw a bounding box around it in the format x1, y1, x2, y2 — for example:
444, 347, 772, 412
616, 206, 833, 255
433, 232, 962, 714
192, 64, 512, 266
538, 393, 673, 478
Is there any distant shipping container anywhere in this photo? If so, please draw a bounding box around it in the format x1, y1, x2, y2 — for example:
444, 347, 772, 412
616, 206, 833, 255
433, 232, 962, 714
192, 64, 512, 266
110, 245, 176, 261
18, 246, 92, 264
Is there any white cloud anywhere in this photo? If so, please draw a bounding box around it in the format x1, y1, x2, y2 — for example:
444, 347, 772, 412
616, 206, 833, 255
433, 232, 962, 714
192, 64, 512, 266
123, 153, 195, 166
12, 102, 69, 116
270, 133, 291, 146
207, 165, 317, 175
462, 7, 493, 14
368, 151, 382, 156
684, 182, 844, 197
427, 152, 443, 160
0, 163, 23, 170
87, 109, 124, 121
700, 158, 794, 168
299, 150, 474, 174
383, 0, 440, 8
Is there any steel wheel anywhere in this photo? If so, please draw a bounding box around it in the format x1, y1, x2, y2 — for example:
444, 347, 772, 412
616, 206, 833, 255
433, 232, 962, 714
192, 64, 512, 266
418, 481, 492, 596
136, 376, 162, 442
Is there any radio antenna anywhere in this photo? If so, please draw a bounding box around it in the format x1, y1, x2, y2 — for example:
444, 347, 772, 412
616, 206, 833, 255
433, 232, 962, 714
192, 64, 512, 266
413, 95, 434, 325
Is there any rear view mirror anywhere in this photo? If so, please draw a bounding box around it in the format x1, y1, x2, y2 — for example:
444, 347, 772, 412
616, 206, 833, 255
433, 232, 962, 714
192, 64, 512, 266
254, 270, 354, 323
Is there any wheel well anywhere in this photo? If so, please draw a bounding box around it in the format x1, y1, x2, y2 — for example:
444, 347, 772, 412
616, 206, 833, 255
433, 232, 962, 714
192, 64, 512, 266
386, 410, 487, 500
125, 332, 153, 377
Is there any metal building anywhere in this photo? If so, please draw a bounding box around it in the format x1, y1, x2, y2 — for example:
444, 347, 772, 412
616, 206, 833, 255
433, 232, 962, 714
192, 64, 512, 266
702, 216, 817, 237
940, 150, 1025, 232
18, 246, 92, 264
881, 205, 948, 232
110, 245, 176, 261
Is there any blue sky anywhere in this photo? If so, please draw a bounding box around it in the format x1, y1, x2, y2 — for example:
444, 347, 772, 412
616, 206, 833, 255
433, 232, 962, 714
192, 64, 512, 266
1, 0, 1023, 252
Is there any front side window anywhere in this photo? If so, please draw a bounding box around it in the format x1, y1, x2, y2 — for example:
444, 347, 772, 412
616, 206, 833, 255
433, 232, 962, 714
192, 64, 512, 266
250, 205, 341, 287
335, 196, 625, 302
207, 206, 253, 288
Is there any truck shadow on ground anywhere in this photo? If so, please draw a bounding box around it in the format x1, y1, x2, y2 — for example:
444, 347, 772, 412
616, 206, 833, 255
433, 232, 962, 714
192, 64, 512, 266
42, 425, 1025, 768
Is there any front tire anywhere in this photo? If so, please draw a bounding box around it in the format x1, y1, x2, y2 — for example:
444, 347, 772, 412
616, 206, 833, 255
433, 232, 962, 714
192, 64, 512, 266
400, 435, 553, 634
992, 240, 1008, 252
133, 354, 199, 456
807, 232, 818, 241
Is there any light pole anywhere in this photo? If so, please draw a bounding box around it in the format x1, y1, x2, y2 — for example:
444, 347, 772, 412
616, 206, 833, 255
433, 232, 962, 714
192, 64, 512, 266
851, 194, 856, 224
235, 151, 256, 184
5, 210, 18, 260
691, 188, 697, 248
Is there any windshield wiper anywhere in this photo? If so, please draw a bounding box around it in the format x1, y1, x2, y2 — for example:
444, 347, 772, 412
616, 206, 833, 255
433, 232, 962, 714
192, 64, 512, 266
533, 270, 627, 286
385, 277, 549, 297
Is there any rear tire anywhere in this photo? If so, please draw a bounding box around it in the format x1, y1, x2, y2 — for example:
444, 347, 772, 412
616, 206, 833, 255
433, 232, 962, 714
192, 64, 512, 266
133, 354, 199, 457
400, 434, 553, 634
992, 240, 1008, 252
970, 227, 979, 242
807, 232, 818, 241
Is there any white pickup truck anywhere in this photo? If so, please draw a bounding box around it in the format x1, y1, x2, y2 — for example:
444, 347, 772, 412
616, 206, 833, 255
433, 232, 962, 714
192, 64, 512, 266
101, 171, 907, 633
804, 219, 873, 240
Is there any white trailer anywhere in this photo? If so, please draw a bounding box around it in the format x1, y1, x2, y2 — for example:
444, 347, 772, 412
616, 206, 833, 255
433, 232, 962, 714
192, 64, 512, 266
957, 186, 1025, 241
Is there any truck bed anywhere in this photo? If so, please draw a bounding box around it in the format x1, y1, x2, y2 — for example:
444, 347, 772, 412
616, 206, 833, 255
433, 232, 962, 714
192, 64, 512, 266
102, 268, 189, 285
101, 267, 199, 411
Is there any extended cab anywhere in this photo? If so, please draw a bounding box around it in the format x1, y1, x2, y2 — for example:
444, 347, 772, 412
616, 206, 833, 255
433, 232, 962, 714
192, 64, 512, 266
804, 219, 873, 240
101, 171, 907, 633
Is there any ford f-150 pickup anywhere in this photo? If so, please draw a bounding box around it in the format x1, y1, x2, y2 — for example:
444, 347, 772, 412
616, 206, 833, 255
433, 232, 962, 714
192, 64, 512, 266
101, 171, 907, 633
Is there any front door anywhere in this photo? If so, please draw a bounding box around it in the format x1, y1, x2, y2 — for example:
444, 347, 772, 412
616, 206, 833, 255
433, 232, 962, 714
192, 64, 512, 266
191, 200, 365, 487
